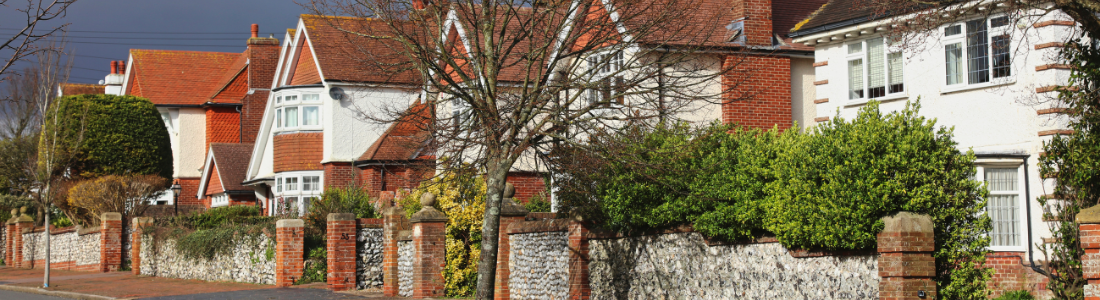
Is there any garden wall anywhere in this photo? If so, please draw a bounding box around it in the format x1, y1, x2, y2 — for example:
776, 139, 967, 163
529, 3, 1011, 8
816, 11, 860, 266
20, 226, 102, 271
357, 226, 385, 290
397, 235, 413, 297
509, 231, 570, 299
137, 234, 275, 284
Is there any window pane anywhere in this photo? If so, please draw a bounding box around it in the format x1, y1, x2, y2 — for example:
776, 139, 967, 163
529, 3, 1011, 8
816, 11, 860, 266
276, 96, 282, 104
867, 38, 886, 98
848, 59, 864, 99
985, 168, 1018, 191
286, 177, 298, 191
276, 108, 283, 128
945, 24, 962, 36
303, 106, 319, 126
303, 176, 320, 191
992, 35, 1011, 78
276, 178, 282, 193
286, 107, 298, 127
988, 194, 1020, 246
888, 52, 904, 93
848, 43, 862, 54
303, 94, 320, 102
286, 95, 298, 102
945, 43, 964, 85
991, 16, 1009, 28
966, 19, 990, 84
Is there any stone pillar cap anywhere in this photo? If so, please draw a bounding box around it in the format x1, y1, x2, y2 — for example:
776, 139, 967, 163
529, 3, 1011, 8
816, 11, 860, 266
11, 215, 33, 224
276, 219, 305, 228
410, 207, 447, 223
880, 211, 933, 233
133, 217, 154, 224
1078, 205, 1100, 224
328, 213, 356, 221
101, 212, 122, 221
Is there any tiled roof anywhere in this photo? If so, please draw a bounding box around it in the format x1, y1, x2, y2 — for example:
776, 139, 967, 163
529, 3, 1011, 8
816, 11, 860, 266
788, 0, 876, 37
774, 0, 833, 37
128, 49, 241, 105
209, 143, 254, 191
60, 83, 106, 96
358, 102, 432, 161
209, 54, 249, 103
299, 15, 422, 85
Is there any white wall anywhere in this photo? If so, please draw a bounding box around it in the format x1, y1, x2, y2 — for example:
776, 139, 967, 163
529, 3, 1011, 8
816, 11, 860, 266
323, 84, 421, 163
169, 107, 206, 178
807, 10, 1078, 254
791, 57, 816, 131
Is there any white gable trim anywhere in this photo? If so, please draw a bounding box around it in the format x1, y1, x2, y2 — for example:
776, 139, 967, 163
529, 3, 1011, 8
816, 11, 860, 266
196, 147, 223, 199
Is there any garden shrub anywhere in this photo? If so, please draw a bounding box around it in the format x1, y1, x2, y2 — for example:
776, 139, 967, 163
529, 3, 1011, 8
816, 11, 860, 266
304, 184, 379, 235
402, 171, 486, 297
40, 94, 173, 179
993, 290, 1036, 300
147, 206, 276, 260
523, 192, 552, 213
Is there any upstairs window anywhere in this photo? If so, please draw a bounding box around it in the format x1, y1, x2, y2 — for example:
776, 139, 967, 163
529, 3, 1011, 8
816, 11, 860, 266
944, 16, 1012, 87
273, 93, 322, 132
847, 37, 904, 100
586, 51, 625, 107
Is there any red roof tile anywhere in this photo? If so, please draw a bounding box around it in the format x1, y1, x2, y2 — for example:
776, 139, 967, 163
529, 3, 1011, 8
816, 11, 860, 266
127, 50, 241, 105
209, 143, 254, 191
60, 83, 106, 96
297, 15, 422, 85
358, 102, 432, 161
209, 54, 249, 103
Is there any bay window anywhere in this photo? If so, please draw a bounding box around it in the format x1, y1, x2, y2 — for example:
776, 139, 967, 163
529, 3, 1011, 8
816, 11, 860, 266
944, 16, 1012, 88
847, 37, 904, 100
273, 92, 322, 132
273, 172, 323, 215
211, 193, 229, 208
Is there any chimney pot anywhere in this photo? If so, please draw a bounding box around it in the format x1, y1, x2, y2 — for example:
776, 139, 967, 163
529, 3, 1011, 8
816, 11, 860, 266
251, 24, 259, 38
110, 61, 118, 74
118, 61, 126, 73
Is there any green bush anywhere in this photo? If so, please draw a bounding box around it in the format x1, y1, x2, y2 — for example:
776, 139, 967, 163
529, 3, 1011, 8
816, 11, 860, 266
297, 246, 327, 284
523, 192, 552, 213
148, 206, 275, 260
41, 94, 173, 179
304, 184, 378, 235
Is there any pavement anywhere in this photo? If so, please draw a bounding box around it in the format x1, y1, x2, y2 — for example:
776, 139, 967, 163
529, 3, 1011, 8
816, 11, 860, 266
0, 267, 413, 300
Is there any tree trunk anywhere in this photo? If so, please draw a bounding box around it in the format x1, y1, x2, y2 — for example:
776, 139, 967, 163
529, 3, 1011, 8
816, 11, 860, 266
44, 210, 50, 288
473, 160, 511, 300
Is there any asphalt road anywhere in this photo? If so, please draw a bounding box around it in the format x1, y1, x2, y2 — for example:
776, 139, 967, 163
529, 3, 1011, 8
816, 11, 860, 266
0, 289, 70, 300
140, 288, 375, 300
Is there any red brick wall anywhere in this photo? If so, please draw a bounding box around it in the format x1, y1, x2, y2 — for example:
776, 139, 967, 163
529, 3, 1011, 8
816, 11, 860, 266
722, 54, 792, 130
324, 162, 358, 189
4, 223, 13, 265
205, 107, 241, 152
177, 177, 202, 207
241, 91, 269, 144
273, 132, 324, 172
100, 214, 122, 272
327, 215, 357, 291
359, 164, 433, 198
229, 193, 257, 207
412, 221, 447, 298
732, 0, 773, 46
568, 221, 591, 299
986, 252, 1051, 299
275, 221, 305, 287
506, 172, 547, 203
248, 39, 280, 90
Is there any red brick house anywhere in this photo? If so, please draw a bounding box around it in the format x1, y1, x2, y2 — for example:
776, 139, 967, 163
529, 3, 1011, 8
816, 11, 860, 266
121, 24, 279, 207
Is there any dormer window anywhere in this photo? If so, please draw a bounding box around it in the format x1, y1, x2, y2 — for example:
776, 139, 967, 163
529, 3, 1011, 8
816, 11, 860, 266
274, 92, 322, 132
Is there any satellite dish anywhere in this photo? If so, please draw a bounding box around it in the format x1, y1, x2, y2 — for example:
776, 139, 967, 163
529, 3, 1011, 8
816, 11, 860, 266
329, 87, 346, 100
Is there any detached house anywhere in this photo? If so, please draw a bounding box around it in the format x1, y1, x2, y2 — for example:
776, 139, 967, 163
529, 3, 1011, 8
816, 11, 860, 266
243, 15, 431, 215
790, 1, 1078, 297
123, 24, 280, 207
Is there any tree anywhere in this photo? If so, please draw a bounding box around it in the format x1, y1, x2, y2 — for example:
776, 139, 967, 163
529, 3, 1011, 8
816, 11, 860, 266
304, 0, 759, 298
1, 66, 44, 139
0, 0, 77, 80
862, 0, 1100, 41
0, 134, 37, 195
67, 174, 167, 226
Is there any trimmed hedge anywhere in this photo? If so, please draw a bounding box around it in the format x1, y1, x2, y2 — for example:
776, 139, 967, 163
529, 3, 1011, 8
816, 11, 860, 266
41, 94, 172, 179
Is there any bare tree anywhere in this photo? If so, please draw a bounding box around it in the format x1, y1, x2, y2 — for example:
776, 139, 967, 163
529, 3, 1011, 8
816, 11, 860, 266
1, 66, 43, 139
304, 0, 764, 298
0, 0, 76, 80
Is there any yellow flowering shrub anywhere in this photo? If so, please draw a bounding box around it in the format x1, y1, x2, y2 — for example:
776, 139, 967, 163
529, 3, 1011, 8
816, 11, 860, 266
401, 173, 486, 297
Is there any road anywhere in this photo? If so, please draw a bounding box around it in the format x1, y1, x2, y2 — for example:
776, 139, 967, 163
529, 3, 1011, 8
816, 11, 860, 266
0, 289, 70, 300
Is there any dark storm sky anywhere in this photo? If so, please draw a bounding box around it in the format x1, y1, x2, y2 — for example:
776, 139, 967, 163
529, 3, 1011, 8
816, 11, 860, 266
1, 0, 307, 84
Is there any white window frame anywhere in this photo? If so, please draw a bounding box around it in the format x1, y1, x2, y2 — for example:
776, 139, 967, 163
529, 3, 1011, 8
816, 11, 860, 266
273, 171, 324, 214
941, 15, 1015, 94
211, 193, 230, 208
272, 91, 323, 133
846, 37, 906, 103
975, 162, 1027, 252
585, 50, 625, 107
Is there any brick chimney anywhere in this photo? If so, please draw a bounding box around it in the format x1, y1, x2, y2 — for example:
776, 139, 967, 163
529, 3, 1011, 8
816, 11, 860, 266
104, 60, 126, 95
241, 23, 280, 143
118, 61, 126, 74
110, 61, 118, 74
734, 0, 774, 47
251, 23, 259, 38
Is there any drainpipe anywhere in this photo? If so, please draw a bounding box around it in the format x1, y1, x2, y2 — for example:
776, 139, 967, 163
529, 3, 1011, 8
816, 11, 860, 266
236, 106, 243, 143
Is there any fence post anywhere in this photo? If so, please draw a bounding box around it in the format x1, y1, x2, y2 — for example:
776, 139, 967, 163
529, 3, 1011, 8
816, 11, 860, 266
5, 209, 17, 266
410, 192, 447, 298
12, 208, 33, 269
567, 215, 591, 300
275, 219, 305, 287
382, 206, 408, 296
496, 183, 529, 300
1078, 205, 1100, 299
327, 213, 356, 291
877, 212, 936, 300
131, 217, 153, 275
99, 212, 123, 272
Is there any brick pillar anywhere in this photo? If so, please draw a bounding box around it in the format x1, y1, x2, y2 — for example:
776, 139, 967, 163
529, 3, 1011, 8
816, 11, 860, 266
877, 212, 936, 300
1079, 205, 1100, 299
275, 219, 305, 287
12, 213, 33, 269
495, 183, 529, 300
410, 192, 447, 298
327, 213, 356, 291
5, 208, 16, 265
99, 212, 122, 272
567, 216, 591, 300
382, 206, 409, 297
131, 217, 152, 275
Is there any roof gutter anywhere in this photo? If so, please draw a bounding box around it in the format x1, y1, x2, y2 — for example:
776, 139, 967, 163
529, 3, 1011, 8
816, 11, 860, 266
154, 104, 203, 108
272, 84, 325, 92
202, 102, 243, 108
242, 176, 274, 186
353, 159, 432, 168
